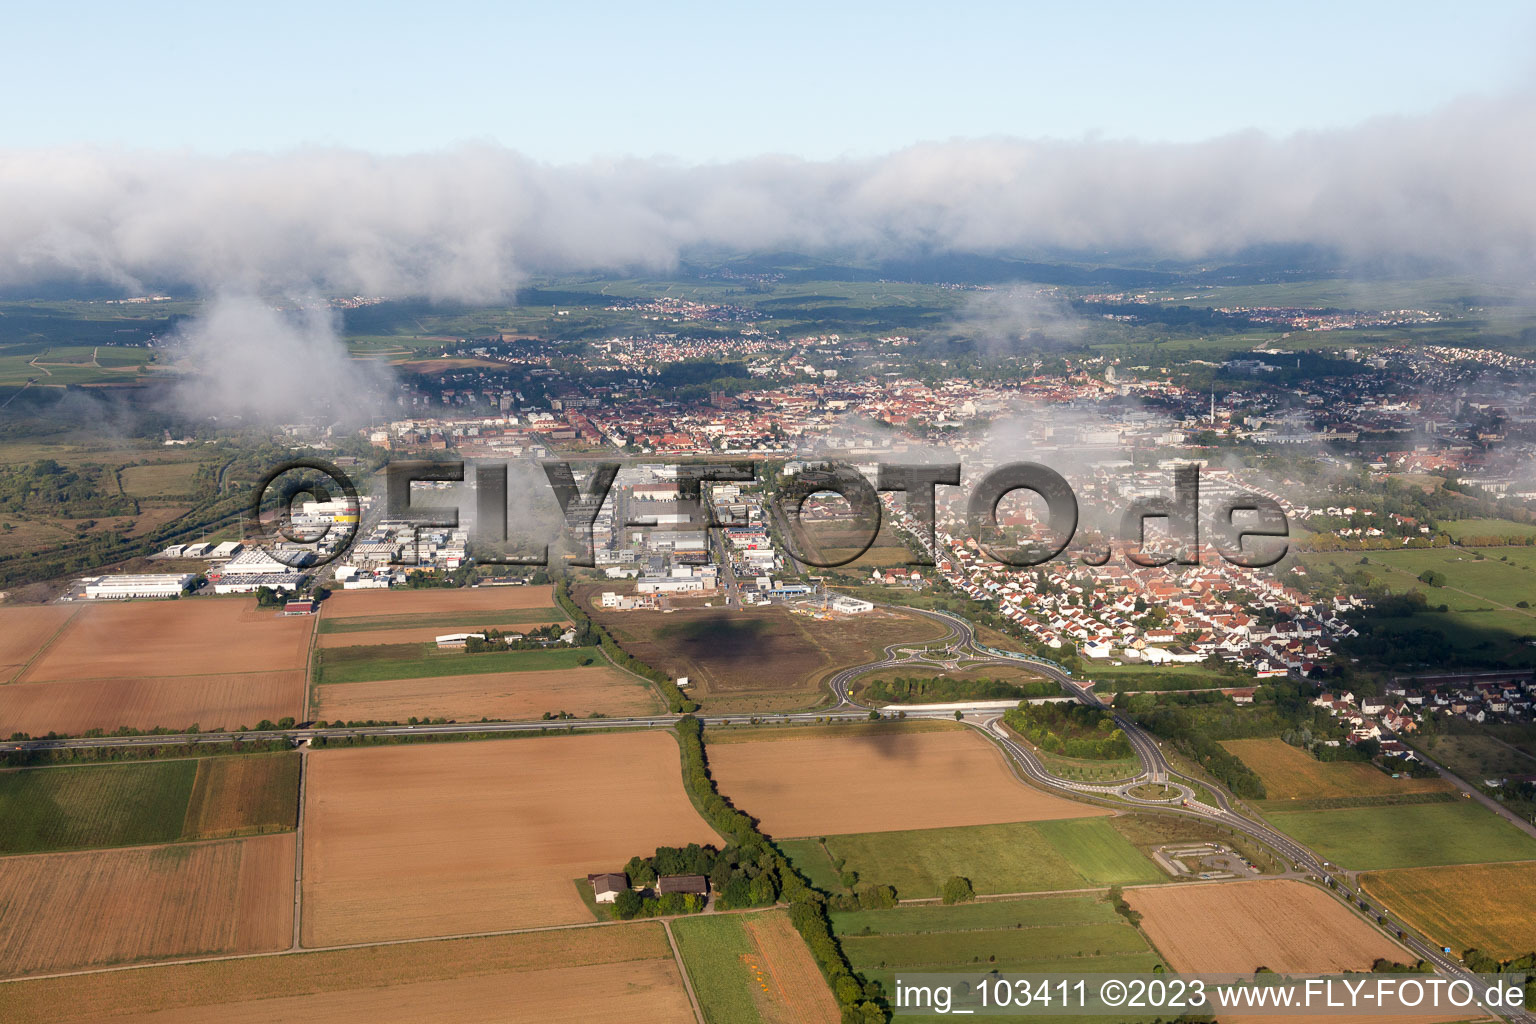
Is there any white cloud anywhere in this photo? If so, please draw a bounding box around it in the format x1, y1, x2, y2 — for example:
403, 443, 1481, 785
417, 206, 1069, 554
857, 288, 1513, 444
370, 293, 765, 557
168, 295, 393, 424
1, 94, 1535, 302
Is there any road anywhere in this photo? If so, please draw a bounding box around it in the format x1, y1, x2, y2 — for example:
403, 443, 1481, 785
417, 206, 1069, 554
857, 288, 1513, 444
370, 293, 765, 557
4, 604, 1527, 1022
1408, 741, 1536, 841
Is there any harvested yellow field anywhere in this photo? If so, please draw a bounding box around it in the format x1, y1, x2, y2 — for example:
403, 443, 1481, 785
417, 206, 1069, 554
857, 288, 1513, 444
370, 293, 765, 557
1222, 739, 1452, 802
707, 724, 1106, 838
313, 667, 659, 722
301, 734, 722, 945
1363, 860, 1536, 959
1127, 879, 1405, 974
0, 835, 294, 978
0, 923, 691, 1024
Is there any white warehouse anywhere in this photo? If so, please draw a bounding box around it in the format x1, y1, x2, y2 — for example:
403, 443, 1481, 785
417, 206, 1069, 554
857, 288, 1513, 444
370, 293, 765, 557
82, 573, 196, 599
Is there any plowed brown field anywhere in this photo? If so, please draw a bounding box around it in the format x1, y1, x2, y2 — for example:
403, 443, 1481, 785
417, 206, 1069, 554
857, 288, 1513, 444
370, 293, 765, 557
0, 606, 76, 681
0, 834, 294, 978
1126, 879, 1405, 974
313, 667, 658, 722
322, 586, 555, 617
301, 734, 722, 945
19, 599, 312, 682
0, 671, 305, 734
706, 724, 1106, 838
0, 923, 690, 1024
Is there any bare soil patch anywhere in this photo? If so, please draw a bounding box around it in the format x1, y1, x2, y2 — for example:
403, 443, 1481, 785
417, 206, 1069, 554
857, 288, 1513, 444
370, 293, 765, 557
581, 586, 946, 711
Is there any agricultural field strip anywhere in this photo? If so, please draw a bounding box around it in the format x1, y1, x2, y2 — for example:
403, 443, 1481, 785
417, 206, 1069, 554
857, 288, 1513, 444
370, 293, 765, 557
1361, 860, 1536, 960
0, 920, 694, 1023
314, 644, 593, 684
5, 908, 782, 985
841, 923, 1148, 968
319, 606, 564, 627
0, 754, 299, 855
1264, 801, 1536, 870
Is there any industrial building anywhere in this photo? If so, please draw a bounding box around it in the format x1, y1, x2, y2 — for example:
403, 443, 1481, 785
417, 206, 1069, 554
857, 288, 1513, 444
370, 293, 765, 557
81, 573, 196, 600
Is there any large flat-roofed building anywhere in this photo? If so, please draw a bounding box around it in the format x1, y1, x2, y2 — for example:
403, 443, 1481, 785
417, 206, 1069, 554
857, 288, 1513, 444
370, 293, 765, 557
81, 573, 196, 599
830, 595, 874, 614
216, 548, 309, 576
636, 575, 706, 594
211, 572, 304, 595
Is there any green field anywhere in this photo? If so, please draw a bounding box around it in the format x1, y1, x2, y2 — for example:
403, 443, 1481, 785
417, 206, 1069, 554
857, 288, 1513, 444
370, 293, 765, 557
1086, 662, 1241, 693
0, 344, 161, 386
844, 924, 1147, 969
0, 755, 302, 855
833, 895, 1163, 1023
1438, 519, 1536, 542
1304, 544, 1536, 667
1031, 749, 1143, 783
1268, 801, 1536, 870
1031, 819, 1165, 886
316, 608, 565, 633
1304, 547, 1536, 607
789, 819, 1159, 899
671, 913, 774, 1024
776, 838, 845, 893
315, 643, 598, 683
832, 893, 1119, 935
0, 760, 196, 854
118, 461, 210, 498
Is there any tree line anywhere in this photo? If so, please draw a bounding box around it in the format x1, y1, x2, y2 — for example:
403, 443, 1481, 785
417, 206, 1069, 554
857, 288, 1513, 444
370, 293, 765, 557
1002, 702, 1133, 761
555, 579, 696, 713
674, 717, 888, 1022
862, 675, 1060, 704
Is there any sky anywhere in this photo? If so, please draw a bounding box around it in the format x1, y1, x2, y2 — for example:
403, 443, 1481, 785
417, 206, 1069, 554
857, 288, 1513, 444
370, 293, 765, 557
3, 0, 1534, 162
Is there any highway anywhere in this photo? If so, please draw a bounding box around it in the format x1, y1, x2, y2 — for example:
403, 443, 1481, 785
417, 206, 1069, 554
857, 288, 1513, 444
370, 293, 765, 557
4, 602, 1527, 1022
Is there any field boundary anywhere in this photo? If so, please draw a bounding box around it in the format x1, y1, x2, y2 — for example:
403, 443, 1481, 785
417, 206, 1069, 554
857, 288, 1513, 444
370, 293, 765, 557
661, 919, 707, 1024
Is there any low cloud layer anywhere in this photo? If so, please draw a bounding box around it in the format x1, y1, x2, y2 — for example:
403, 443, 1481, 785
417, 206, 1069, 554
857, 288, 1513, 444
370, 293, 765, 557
169, 295, 393, 424
3, 93, 1536, 301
